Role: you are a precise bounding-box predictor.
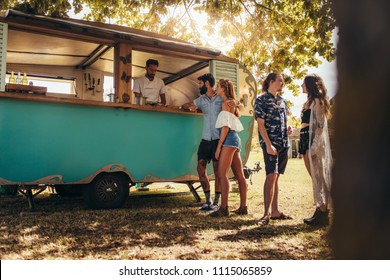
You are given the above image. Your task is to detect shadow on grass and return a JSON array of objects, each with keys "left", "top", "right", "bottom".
[
  {"left": 0, "top": 192, "right": 331, "bottom": 259},
  {"left": 218, "top": 223, "right": 322, "bottom": 243},
  {"left": 217, "top": 223, "right": 332, "bottom": 259}
]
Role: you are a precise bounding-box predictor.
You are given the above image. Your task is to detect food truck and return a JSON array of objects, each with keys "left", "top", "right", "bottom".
[{"left": 0, "top": 10, "right": 257, "bottom": 209}]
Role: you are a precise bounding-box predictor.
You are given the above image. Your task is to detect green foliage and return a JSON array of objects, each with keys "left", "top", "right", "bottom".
[
  {"left": 1, "top": 0, "right": 336, "bottom": 96},
  {"left": 1, "top": 0, "right": 76, "bottom": 17},
  {"left": 288, "top": 115, "right": 301, "bottom": 128}
]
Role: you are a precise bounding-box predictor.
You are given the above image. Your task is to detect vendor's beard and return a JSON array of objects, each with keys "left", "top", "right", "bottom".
[
  {"left": 146, "top": 73, "right": 155, "bottom": 80},
  {"left": 199, "top": 85, "right": 207, "bottom": 95}
]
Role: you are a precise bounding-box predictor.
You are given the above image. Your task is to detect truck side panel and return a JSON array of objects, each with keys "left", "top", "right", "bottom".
[{"left": 0, "top": 98, "right": 253, "bottom": 185}]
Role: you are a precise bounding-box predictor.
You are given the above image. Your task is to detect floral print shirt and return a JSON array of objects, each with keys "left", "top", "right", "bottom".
[{"left": 254, "top": 92, "right": 289, "bottom": 148}]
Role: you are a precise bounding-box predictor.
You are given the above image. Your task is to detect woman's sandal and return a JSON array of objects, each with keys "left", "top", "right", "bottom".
[
  {"left": 270, "top": 212, "right": 293, "bottom": 220},
  {"left": 257, "top": 215, "right": 270, "bottom": 225}
]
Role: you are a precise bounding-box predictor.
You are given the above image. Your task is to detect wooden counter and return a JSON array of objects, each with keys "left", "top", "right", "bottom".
[
  {"left": 0, "top": 91, "right": 200, "bottom": 116},
  {"left": 5, "top": 83, "right": 47, "bottom": 94}
]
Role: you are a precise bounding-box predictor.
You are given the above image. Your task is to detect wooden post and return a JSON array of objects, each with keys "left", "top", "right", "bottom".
[{"left": 114, "top": 43, "right": 132, "bottom": 103}]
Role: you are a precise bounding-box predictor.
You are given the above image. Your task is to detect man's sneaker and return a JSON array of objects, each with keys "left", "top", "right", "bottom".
[{"left": 200, "top": 203, "right": 217, "bottom": 211}]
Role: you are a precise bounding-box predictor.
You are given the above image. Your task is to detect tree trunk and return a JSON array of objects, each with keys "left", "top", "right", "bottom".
[{"left": 331, "top": 0, "right": 390, "bottom": 259}]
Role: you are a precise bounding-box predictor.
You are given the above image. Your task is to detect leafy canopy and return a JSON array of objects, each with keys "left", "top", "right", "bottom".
[{"left": 1, "top": 0, "right": 336, "bottom": 94}]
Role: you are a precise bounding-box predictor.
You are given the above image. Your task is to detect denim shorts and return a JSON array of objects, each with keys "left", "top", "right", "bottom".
[{"left": 223, "top": 130, "right": 241, "bottom": 150}]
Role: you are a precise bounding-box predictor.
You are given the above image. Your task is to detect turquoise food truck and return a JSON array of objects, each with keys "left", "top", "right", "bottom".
[{"left": 0, "top": 10, "right": 257, "bottom": 209}]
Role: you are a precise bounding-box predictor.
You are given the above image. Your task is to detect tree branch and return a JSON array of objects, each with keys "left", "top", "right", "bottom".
[{"left": 182, "top": 0, "right": 204, "bottom": 42}]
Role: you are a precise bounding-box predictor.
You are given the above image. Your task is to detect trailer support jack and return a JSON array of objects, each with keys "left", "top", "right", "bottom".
[
  {"left": 186, "top": 182, "right": 201, "bottom": 202},
  {"left": 18, "top": 186, "right": 46, "bottom": 212}
]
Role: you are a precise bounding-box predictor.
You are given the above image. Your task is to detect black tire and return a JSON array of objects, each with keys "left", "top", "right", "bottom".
[
  {"left": 54, "top": 185, "right": 83, "bottom": 197},
  {"left": 83, "top": 173, "right": 130, "bottom": 209}
]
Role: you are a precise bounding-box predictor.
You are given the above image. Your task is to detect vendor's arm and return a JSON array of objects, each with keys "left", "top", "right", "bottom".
[
  {"left": 160, "top": 93, "right": 166, "bottom": 105},
  {"left": 159, "top": 82, "right": 167, "bottom": 105}
]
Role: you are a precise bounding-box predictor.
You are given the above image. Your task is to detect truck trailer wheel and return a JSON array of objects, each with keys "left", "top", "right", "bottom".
[{"left": 83, "top": 173, "right": 130, "bottom": 209}]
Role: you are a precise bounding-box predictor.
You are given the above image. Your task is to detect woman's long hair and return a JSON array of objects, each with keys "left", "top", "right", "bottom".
[
  {"left": 303, "top": 74, "right": 331, "bottom": 119},
  {"left": 219, "top": 79, "right": 240, "bottom": 117}
]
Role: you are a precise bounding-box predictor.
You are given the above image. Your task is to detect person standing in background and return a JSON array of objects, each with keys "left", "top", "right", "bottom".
[{"left": 254, "top": 73, "right": 292, "bottom": 225}]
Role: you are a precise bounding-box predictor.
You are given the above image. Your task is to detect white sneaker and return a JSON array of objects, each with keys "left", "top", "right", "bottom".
[{"left": 200, "top": 203, "right": 217, "bottom": 211}]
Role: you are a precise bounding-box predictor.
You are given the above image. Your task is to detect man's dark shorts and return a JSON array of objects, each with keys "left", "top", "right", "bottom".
[
  {"left": 198, "top": 139, "right": 219, "bottom": 162},
  {"left": 262, "top": 146, "right": 289, "bottom": 175}
]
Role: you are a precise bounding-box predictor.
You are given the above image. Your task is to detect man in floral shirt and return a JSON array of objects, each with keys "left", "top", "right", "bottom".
[{"left": 254, "top": 72, "right": 292, "bottom": 225}]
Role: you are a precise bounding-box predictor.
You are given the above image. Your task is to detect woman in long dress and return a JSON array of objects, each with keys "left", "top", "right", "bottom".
[
  {"left": 299, "top": 74, "right": 333, "bottom": 226},
  {"left": 210, "top": 79, "right": 247, "bottom": 217}
]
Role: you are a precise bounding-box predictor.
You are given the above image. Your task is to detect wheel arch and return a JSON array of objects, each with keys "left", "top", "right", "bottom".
[{"left": 69, "top": 163, "right": 136, "bottom": 186}]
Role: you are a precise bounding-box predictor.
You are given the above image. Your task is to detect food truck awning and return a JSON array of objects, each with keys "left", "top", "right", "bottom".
[{"left": 1, "top": 9, "right": 237, "bottom": 80}]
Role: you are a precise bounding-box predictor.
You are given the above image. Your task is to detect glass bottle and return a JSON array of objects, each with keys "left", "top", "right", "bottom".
[
  {"left": 9, "top": 71, "right": 15, "bottom": 84},
  {"left": 22, "top": 72, "right": 28, "bottom": 85},
  {"left": 16, "top": 72, "right": 21, "bottom": 84}
]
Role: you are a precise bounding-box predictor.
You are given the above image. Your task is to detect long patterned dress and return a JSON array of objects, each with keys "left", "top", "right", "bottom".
[{"left": 308, "top": 98, "right": 333, "bottom": 208}]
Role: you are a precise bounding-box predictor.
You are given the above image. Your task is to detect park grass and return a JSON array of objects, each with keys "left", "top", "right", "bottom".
[{"left": 0, "top": 151, "right": 333, "bottom": 260}]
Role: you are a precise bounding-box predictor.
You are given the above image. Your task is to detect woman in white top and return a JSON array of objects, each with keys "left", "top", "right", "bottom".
[{"left": 210, "top": 79, "right": 247, "bottom": 217}]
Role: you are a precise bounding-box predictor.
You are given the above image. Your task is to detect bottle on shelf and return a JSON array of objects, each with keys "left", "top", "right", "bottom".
[
  {"left": 22, "top": 72, "right": 28, "bottom": 85},
  {"left": 9, "top": 71, "right": 15, "bottom": 84},
  {"left": 16, "top": 72, "right": 21, "bottom": 84}
]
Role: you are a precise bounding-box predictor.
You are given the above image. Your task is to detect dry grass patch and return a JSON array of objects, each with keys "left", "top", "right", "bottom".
[{"left": 0, "top": 152, "right": 332, "bottom": 259}]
